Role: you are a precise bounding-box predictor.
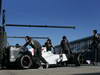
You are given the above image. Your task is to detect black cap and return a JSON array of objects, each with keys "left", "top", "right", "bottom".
[
  {"left": 63, "top": 36, "right": 66, "bottom": 39},
  {"left": 47, "top": 38, "right": 51, "bottom": 41},
  {"left": 25, "top": 36, "right": 31, "bottom": 40},
  {"left": 93, "top": 30, "right": 97, "bottom": 33}
]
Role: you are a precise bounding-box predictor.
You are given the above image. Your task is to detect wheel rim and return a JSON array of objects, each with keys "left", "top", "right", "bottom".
[{"left": 21, "top": 55, "right": 32, "bottom": 69}]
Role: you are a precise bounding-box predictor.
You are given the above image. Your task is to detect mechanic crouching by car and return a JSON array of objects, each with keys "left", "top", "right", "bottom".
[{"left": 23, "top": 36, "right": 49, "bottom": 69}]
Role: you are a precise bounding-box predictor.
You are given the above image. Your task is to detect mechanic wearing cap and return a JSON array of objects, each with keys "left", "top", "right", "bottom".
[
  {"left": 91, "top": 30, "right": 100, "bottom": 63},
  {"left": 60, "top": 36, "right": 72, "bottom": 55}
]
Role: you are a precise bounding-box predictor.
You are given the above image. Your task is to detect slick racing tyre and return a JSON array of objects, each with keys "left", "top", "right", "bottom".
[
  {"left": 18, "top": 55, "right": 32, "bottom": 69},
  {"left": 77, "top": 54, "right": 84, "bottom": 64}
]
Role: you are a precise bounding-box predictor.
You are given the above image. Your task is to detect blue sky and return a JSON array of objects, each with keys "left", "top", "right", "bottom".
[{"left": 1, "top": 0, "right": 100, "bottom": 46}]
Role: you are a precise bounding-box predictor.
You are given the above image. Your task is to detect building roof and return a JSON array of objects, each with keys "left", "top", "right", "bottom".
[{"left": 70, "top": 34, "right": 100, "bottom": 44}]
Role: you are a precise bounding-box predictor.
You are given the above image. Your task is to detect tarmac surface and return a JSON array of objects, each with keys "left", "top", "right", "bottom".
[{"left": 0, "top": 66, "right": 100, "bottom": 75}]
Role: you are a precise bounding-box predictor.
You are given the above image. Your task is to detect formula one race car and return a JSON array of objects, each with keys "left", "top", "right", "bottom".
[
  {"left": 3, "top": 46, "right": 68, "bottom": 69},
  {"left": 29, "top": 47, "right": 68, "bottom": 67}
]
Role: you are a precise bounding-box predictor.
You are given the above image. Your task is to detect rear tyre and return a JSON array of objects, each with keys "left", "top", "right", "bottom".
[
  {"left": 78, "top": 54, "right": 84, "bottom": 64},
  {"left": 74, "top": 54, "right": 80, "bottom": 66}
]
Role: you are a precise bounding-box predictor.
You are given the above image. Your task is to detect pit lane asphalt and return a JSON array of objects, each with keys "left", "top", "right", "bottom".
[{"left": 0, "top": 66, "right": 100, "bottom": 75}]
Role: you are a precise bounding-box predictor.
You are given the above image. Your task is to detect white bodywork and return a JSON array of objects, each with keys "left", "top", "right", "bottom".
[
  {"left": 10, "top": 46, "right": 21, "bottom": 62},
  {"left": 29, "top": 47, "right": 68, "bottom": 65}
]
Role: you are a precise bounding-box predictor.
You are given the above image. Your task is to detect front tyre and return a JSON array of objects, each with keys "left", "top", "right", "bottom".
[{"left": 18, "top": 55, "right": 32, "bottom": 69}]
